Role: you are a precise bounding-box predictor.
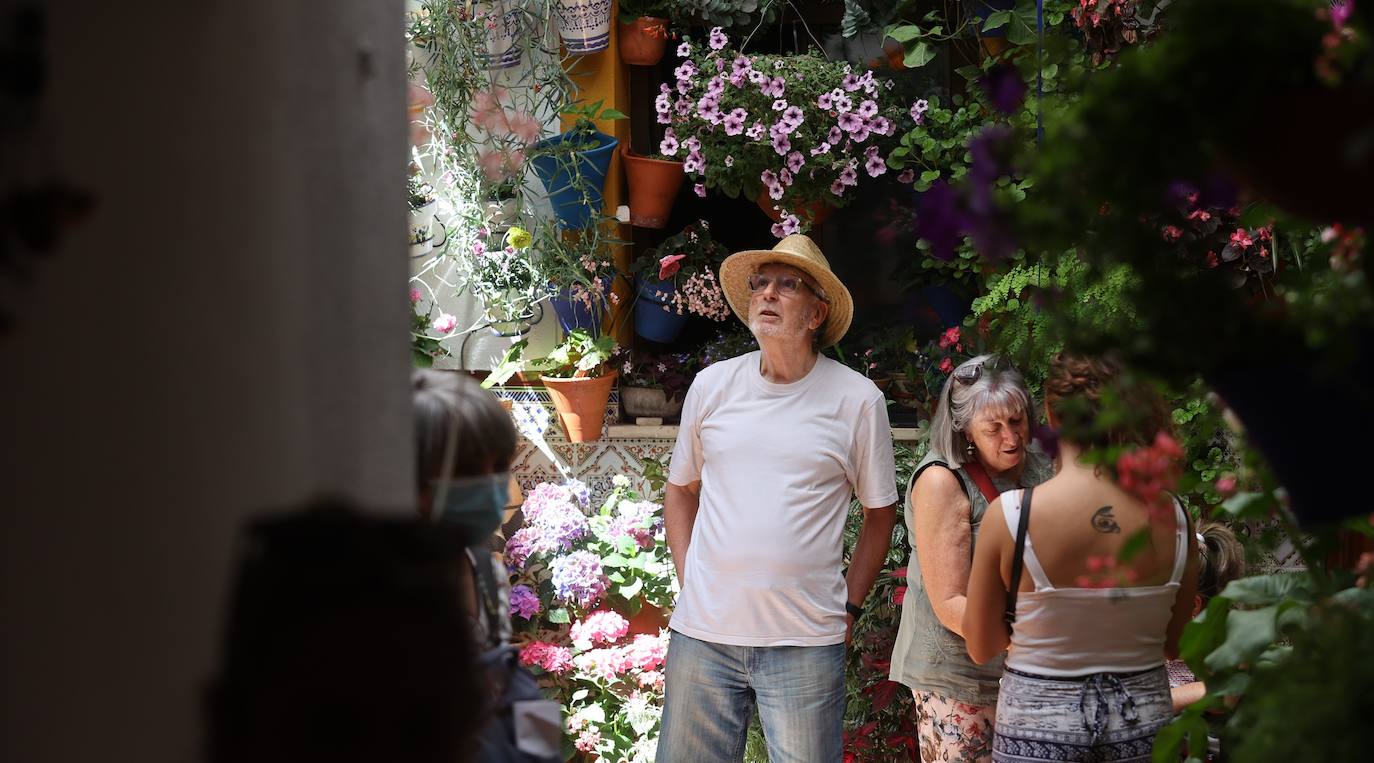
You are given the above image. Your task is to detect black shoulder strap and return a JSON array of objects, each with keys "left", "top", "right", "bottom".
[
  {"left": 468, "top": 545, "right": 503, "bottom": 649},
  {"left": 1005, "top": 486, "right": 1034, "bottom": 627}
]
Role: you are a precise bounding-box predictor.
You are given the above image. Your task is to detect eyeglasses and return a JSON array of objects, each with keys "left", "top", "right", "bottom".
[{"left": 748, "top": 273, "right": 823, "bottom": 300}]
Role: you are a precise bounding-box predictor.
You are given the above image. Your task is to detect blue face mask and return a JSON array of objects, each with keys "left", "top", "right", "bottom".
[{"left": 431, "top": 472, "right": 511, "bottom": 543}]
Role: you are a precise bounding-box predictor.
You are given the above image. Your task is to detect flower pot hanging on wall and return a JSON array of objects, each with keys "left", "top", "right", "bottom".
[
  {"left": 476, "top": 1, "right": 525, "bottom": 70},
  {"left": 620, "top": 144, "right": 684, "bottom": 229},
  {"left": 541, "top": 371, "right": 617, "bottom": 442},
  {"left": 549, "top": 275, "right": 613, "bottom": 335},
  {"left": 619, "top": 16, "right": 669, "bottom": 66},
  {"left": 529, "top": 131, "right": 619, "bottom": 229},
  {"left": 554, "top": 0, "right": 613, "bottom": 55},
  {"left": 633, "top": 277, "right": 687, "bottom": 343}
]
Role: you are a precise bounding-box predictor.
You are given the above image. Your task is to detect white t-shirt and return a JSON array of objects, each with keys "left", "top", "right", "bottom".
[{"left": 667, "top": 351, "right": 898, "bottom": 646}]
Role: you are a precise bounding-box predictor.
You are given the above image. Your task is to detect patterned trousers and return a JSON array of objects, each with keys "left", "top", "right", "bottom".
[
  {"left": 911, "top": 690, "right": 997, "bottom": 762},
  {"left": 992, "top": 667, "right": 1171, "bottom": 763}
]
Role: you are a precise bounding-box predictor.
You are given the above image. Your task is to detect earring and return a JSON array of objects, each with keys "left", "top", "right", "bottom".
[{"left": 965, "top": 440, "right": 975, "bottom": 456}]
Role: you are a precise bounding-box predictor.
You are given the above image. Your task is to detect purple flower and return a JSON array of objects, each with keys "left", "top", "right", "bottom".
[
  {"left": 782, "top": 106, "right": 804, "bottom": 128},
  {"left": 850, "top": 123, "right": 871, "bottom": 142},
  {"left": 677, "top": 40, "right": 691, "bottom": 57},
  {"left": 809, "top": 141, "right": 832, "bottom": 156},
  {"left": 673, "top": 61, "right": 697, "bottom": 83},
  {"left": 732, "top": 55, "right": 752, "bottom": 76},
  {"left": 706, "top": 76, "right": 725, "bottom": 96},
  {"left": 839, "top": 164, "right": 859, "bottom": 187},
  {"left": 910, "top": 99, "right": 929, "bottom": 124},
  {"left": 774, "top": 214, "right": 801, "bottom": 237},
  {"left": 837, "top": 112, "right": 864, "bottom": 133},
  {"left": 683, "top": 152, "right": 704, "bottom": 174},
  {"left": 979, "top": 63, "right": 1027, "bottom": 115},
  {"left": 723, "top": 108, "right": 747, "bottom": 136},
  {"left": 864, "top": 150, "right": 887, "bottom": 178},
  {"left": 550, "top": 550, "right": 607, "bottom": 608},
  {"left": 857, "top": 100, "right": 878, "bottom": 119},
  {"left": 694, "top": 182, "right": 707, "bottom": 198},
  {"left": 748, "top": 69, "right": 767, "bottom": 85},
  {"left": 697, "top": 95, "right": 722, "bottom": 123},
  {"left": 842, "top": 73, "right": 862, "bottom": 92},
  {"left": 871, "top": 116, "right": 893, "bottom": 136},
  {"left": 760, "top": 169, "right": 778, "bottom": 187},
  {"left": 830, "top": 179, "right": 846, "bottom": 196},
  {"left": 897, "top": 168, "right": 916, "bottom": 184},
  {"left": 660, "top": 133, "right": 679, "bottom": 155},
  {"left": 827, "top": 126, "right": 843, "bottom": 144},
  {"left": 709, "top": 26, "right": 728, "bottom": 50},
  {"left": 762, "top": 76, "right": 786, "bottom": 98},
  {"left": 779, "top": 168, "right": 793, "bottom": 187},
  {"left": 772, "top": 98, "right": 788, "bottom": 111},
  {"left": 771, "top": 132, "right": 791, "bottom": 155},
  {"left": 510, "top": 584, "right": 541, "bottom": 620},
  {"left": 767, "top": 182, "right": 784, "bottom": 200},
  {"left": 786, "top": 151, "right": 805, "bottom": 173},
  {"left": 915, "top": 181, "right": 969, "bottom": 261},
  {"left": 817, "top": 92, "right": 833, "bottom": 109},
  {"left": 746, "top": 122, "right": 766, "bottom": 140},
  {"left": 833, "top": 93, "right": 853, "bottom": 113}
]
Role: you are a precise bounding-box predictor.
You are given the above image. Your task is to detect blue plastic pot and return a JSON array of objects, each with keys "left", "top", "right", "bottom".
[
  {"left": 634, "top": 277, "right": 687, "bottom": 343},
  {"left": 529, "top": 131, "right": 619, "bottom": 229},
  {"left": 549, "top": 275, "right": 613, "bottom": 334}
]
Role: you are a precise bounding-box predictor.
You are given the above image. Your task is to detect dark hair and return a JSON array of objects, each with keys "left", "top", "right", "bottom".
[
  {"left": 205, "top": 502, "right": 481, "bottom": 763},
  {"left": 1043, "top": 353, "right": 1171, "bottom": 449},
  {"left": 1196, "top": 520, "right": 1246, "bottom": 602},
  {"left": 412, "top": 369, "right": 517, "bottom": 489}
]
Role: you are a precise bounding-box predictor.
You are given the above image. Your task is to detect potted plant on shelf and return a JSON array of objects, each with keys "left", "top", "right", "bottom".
[
  {"left": 460, "top": 225, "right": 547, "bottom": 337},
  {"left": 617, "top": 1, "right": 673, "bottom": 66},
  {"left": 528, "top": 328, "right": 621, "bottom": 442},
  {"left": 620, "top": 138, "right": 684, "bottom": 229},
  {"left": 656, "top": 28, "right": 914, "bottom": 235},
  {"left": 554, "top": 0, "right": 615, "bottom": 55},
  {"left": 530, "top": 99, "right": 627, "bottom": 230},
  {"left": 619, "top": 350, "right": 697, "bottom": 422},
  {"left": 627, "top": 219, "right": 732, "bottom": 343},
  {"left": 408, "top": 174, "right": 443, "bottom": 258}
]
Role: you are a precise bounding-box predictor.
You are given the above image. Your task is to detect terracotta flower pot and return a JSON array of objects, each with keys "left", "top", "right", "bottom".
[
  {"left": 624, "top": 599, "right": 670, "bottom": 635},
  {"left": 619, "top": 16, "right": 669, "bottom": 66},
  {"left": 756, "top": 190, "right": 835, "bottom": 226},
  {"left": 621, "top": 144, "right": 684, "bottom": 229},
  {"left": 540, "top": 371, "right": 617, "bottom": 442}
]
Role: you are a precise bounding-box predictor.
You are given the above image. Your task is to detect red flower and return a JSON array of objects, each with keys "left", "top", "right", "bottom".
[
  {"left": 938, "top": 326, "right": 961, "bottom": 349},
  {"left": 1162, "top": 225, "right": 1183, "bottom": 243},
  {"left": 1229, "top": 228, "right": 1254, "bottom": 248},
  {"left": 657, "top": 253, "right": 686, "bottom": 281},
  {"left": 939, "top": 357, "right": 954, "bottom": 374},
  {"left": 1187, "top": 208, "right": 1211, "bottom": 222},
  {"left": 1205, "top": 250, "right": 1219, "bottom": 268}
]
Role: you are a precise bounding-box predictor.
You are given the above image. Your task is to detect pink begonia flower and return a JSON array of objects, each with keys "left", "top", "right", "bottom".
[
  {"left": 432, "top": 313, "right": 458, "bottom": 334},
  {"left": 658, "top": 253, "right": 687, "bottom": 280},
  {"left": 939, "top": 357, "right": 954, "bottom": 373},
  {"left": 1229, "top": 228, "right": 1254, "bottom": 248},
  {"left": 1215, "top": 475, "right": 1238, "bottom": 498},
  {"left": 408, "top": 287, "right": 422, "bottom": 304}
]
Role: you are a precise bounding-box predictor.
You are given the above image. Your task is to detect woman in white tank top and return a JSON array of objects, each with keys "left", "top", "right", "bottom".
[{"left": 961, "top": 354, "right": 1200, "bottom": 763}]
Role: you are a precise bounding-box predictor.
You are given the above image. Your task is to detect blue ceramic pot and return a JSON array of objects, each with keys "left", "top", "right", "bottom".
[
  {"left": 549, "top": 275, "right": 613, "bottom": 334},
  {"left": 634, "top": 277, "right": 687, "bottom": 343},
  {"left": 529, "top": 131, "right": 619, "bottom": 229}
]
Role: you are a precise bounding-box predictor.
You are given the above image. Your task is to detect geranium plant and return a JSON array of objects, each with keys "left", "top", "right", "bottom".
[
  {"left": 507, "top": 476, "right": 677, "bottom": 762},
  {"left": 629, "top": 219, "right": 732, "bottom": 321},
  {"left": 656, "top": 28, "right": 912, "bottom": 235}
]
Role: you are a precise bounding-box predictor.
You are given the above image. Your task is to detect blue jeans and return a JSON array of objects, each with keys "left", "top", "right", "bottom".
[{"left": 656, "top": 631, "right": 846, "bottom": 763}]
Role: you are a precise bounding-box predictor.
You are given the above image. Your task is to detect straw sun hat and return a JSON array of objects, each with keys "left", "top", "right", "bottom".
[{"left": 719, "top": 234, "right": 854, "bottom": 348}]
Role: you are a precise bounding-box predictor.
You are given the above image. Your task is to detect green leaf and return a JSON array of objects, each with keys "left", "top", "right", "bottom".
[
  {"left": 571, "top": 688, "right": 590, "bottom": 702},
  {"left": 547, "top": 607, "right": 571, "bottom": 624},
  {"left": 1179, "top": 595, "right": 1231, "bottom": 666},
  {"left": 981, "top": 10, "right": 1011, "bottom": 32},
  {"left": 903, "top": 41, "right": 936, "bottom": 68},
  {"left": 1006, "top": 5, "right": 1041, "bottom": 46},
  {"left": 600, "top": 108, "right": 628, "bottom": 121},
  {"left": 619, "top": 577, "right": 644, "bottom": 600},
  {"left": 601, "top": 553, "right": 630, "bottom": 567},
  {"left": 1204, "top": 605, "right": 1278, "bottom": 673},
  {"left": 1218, "top": 491, "right": 1274, "bottom": 520},
  {"left": 1219, "top": 573, "right": 1305, "bottom": 606},
  {"left": 1207, "top": 671, "right": 1250, "bottom": 697},
  {"left": 884, "top": 24, "right": 922, "bottom": 43},
  {"left": 919, "top": 169, "right": 941, "bottom": 182},
  {"left": 583, "top": 705, "right": 606, "bottom": 724}
]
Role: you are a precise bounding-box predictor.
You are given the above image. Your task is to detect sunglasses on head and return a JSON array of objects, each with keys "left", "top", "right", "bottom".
[{"left": 952, "top": 355, "right": 1011, "bottom": 385}]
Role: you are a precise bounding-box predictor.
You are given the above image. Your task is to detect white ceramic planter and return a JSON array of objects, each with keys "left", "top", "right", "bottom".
[
  {"left": 477, "top": 1, "right": 525, "bottom": 69},
  {"left": 554, "top": 0, "right": 612, "bottom": 54}
]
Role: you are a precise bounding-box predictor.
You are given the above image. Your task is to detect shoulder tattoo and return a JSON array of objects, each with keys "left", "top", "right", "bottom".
[{"left": 1091, "top": 506, "right": 1122, "bottom": 534}]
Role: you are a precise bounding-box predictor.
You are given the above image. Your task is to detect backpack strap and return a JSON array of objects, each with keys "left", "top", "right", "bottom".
[
  {"left": 468, "top": 545, "right": 503, "bottom": 650},
  {"left": 1005, "top": 486, "right": 1034, "bottom": 628}
]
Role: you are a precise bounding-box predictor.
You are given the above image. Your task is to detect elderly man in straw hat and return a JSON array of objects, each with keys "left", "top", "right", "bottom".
[{"left": 655, "top": 235, "right": 899, "bottom": 762}]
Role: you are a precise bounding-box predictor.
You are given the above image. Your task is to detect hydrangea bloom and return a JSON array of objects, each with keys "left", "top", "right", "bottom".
[
  {"left": 570, "top": 610, "right": 630, "bottom": 645},
  {"left": 509, "top": 584, "right": 541, "bottom": 619},
  {"left": 551, "top": 550, "right": 608, "bottom": 608},
  {"left": 520, "top": 641, "right": 574, "bottom": 673}
]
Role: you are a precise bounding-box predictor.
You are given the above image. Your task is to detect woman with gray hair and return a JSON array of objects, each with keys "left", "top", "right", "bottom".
[{"left": 889, "top": 354, "right": 1054, "bottom": 761}]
